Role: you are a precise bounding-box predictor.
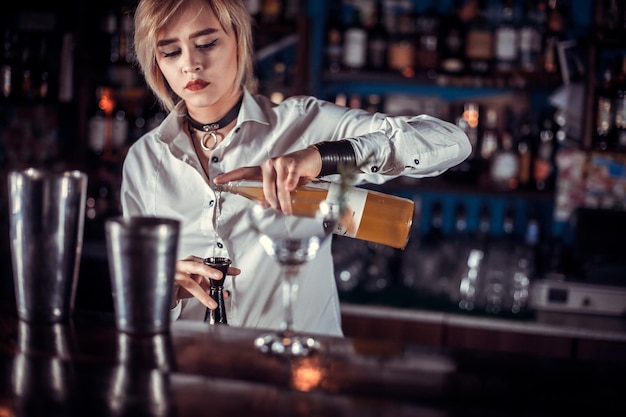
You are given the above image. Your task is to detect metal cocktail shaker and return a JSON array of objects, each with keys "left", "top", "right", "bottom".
[{"left": 8, "top": 168, "right": 88, "bottom": 323}]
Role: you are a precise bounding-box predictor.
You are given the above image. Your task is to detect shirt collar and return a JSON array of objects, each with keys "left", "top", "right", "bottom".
[
  {"left": 173, "top": 88, "right": 270, "bottom": 129},
  {"left": 239, "top": 89, "right": 271, "bottom": 127},
  {"left": 162, "top": 89, "right": 270, "bottom": 153}
]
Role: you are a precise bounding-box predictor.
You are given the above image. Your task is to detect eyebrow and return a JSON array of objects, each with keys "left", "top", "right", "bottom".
[{"left": 157, "top": 27, "right": 220, "bottom": 47}]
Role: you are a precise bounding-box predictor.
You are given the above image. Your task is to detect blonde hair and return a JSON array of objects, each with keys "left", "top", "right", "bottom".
[{"left": 133, "top": 0, "right": 257, "bottom": 111}]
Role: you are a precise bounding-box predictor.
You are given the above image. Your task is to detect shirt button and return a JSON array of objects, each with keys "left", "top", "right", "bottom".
[
  {"left": 209, "top": 200, "right": 215, "bottom": 207},
  {"left": 217, "top": 242, "right": 223, "bottom": 248},
  {"left": 371, "top": 166, "right": 379, "bottom": 173},
  {"left": 235, "top": 127, "right": 240, "bottom": 133},
  {"left": 414, "top": 159, "right": 420, "bottom": 165},
  {"left": 211, "top": 156, "right": 219, "bottom": 163}
]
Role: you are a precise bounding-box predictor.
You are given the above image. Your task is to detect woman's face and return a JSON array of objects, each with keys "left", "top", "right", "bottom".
[{"left": 155, "top": 3, "right": 240, "bottom": 111}]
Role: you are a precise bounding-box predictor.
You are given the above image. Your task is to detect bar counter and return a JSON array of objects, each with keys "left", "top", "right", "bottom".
[{"left": 1, "top": 307, "right": 625, "bottom": 416}]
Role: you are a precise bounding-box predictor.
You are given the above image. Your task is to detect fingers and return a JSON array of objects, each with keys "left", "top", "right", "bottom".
[
  {"left": 175, "top": 274, "right": 217, "bottom": 309},
  {"left": 213, "top": 166, "right": 262, "bottom": 184},
  {"left": 260, "top": 159, "right": 281, "bottom": 211},
  {"left": 262, "top": 154, "right": 306, "bottom": 214},
  {"left": 215, "top": 147, "right": 322, "bottom": 215},
  {"left": 227, "top": 266, "right": 241, "bottom": 276},
  {"left": 174, "top": 258, "right": 240, "bottom": 310}
]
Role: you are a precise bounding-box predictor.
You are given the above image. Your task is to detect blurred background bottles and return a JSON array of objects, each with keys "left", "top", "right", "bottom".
[{"left": 321, "top": 0, "right": 574, "bottom": 80}]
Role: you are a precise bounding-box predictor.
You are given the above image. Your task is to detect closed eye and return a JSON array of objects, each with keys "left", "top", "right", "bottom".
[
  {"left": 157, "top": 38, "right": 218, "bottom": 59},
  {"left": 197, "top": 39, "right": 218, "bottom": 50},
  {"left": 161, "top": 49, "right": 181, "bottom": 59}
]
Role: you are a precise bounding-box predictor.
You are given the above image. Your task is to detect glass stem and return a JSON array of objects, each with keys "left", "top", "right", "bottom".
[{"left": 282, "top": 265, "right": 299, "bottom": 334}]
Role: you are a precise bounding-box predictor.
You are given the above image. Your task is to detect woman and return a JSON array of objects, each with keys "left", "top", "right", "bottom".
[{"left": 122, "top": 0, "right": 471, "bottom": 336}]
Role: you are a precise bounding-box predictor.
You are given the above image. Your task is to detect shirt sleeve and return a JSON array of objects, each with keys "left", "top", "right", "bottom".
[
  {"left": 318, "top": 103, "right": 472, "bottom": 184},
  {"left": 120, "top": 141, "right": 150, "bottom": 217}
]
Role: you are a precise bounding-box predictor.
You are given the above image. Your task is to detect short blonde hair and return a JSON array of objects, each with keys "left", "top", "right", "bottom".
[{"left": 133, "top": 0, "right": 257, "bottom": 111}]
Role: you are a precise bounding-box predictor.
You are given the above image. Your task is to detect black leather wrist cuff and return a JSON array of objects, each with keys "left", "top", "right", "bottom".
[{"left": 314, "top": 140, "right": 357, "bottom": 177}]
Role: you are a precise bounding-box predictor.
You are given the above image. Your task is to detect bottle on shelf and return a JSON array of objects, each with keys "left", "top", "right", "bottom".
[
  {"left": 594, "top": 66, "right": 615, "bottom": 150},
  {"left": 612, "top": 56, "right": 626, "bottom": 150},
  {"left": 479, "top": 106, "right": 499, "bottom": 161},
  {"left": 461, "top": 101, "right": 480, "bottom": 159},
  {"left": 387, "top": 11, "right": 416, "bottom": 77},
  {"left": 533, "top": 112, "right": 557, "bottom": 191},
  {"left": 518, "top": 0, "right": 545, "bottom": 73},
  {"left": 490, "top": 130, "right": 520, "bottom": 190},
  {"left": 414, "top": 9, "right": 440, "bottom": 72},
  {"left": 367, "top": 0, "right": 388, "bottom": 71},
  {"left": 88, "top": 86, "right": 131, "bottom": 162},
  {"left": 464, "top": 0, "right": 494, "bottom": 76},
  {"left": 325, "top": 16, "right": 343, "bottom": 73},
  {"left": 493, "top": 0, "right": 519, "bottom": 73},
  {"left": 87, "top": 87, "right": 109, "bottom": 156},
  {"left": 1, "top": 26, "right": 16, "bottom": 100},
  {"left": 111, "top": 101, "right": 129, "bottom": 151},
  {"left": 341, "top": 7, "right": 367, "bottom": 72},
  {"left": 19, "top": 34, "right": 35, "bottom": 101},
  {"left": 516, "top": 114, "right": 534, "bottom": 190},
  {"left": 615, "top": 89, "right": 626, "bottom": 150},
  {"left": 102, "top": 9, "right": 120, "bottom": 63},
  {"left": 119, "top": 7, "right": 134, "bottom": 64},
  {"left": 439, "top": 3, "right": 466, "bottom": 75},
  {"left": 542, "top": 0, "right": 567, "bottom": 74},
  {"left": 216, "top": 179, "right": 415, "bottom": 249}
]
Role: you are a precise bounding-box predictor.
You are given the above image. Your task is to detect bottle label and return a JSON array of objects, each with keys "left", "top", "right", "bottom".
[{"left": 326, "top": 182, "right": 367, "bottom": 238}]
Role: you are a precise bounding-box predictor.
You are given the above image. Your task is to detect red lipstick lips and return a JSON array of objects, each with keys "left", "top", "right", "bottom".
[{"left": 186, "top": 80, "right": 209, "bottom": 91}]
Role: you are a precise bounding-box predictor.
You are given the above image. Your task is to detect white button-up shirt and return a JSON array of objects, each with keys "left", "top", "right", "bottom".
[{"left": 120, "top": 89, "right": 471, "bottom": 336}]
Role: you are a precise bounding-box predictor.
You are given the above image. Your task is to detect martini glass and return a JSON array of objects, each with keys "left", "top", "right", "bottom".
[{"left": 248, "top": 198, "right": 341, "bottom": 356}]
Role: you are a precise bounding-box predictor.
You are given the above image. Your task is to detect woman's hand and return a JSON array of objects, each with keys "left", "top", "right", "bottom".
[
  {"left": 171, "top": 255, "right": 241, "bottom": 309},
  {"left": 213, "top": 146, "right": 321, "bottom": 214}
]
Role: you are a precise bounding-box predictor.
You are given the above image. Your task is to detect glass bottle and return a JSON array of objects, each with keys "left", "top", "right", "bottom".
[
  {"left": 516, "top": 115, "right": 534, "bottom": 190},
  {"left": 465, "top": 0, "right": 493, "bottom": 76},
  {"left": 1, "top": 26, "right": 16, "bottom": 100},
  {"left": 518, "top": 0, "right": 544, "bottom": 73},
  {"left": 103, "top": 9, "right": 120, "bottom": 63},
  {"left": 439, "top": 3, "right": 466, "bottom": 75},
  {"left": 387, "top": 12, "right": 416, "bottom": 77},
  {"left": 490, "top": 130, "right": 520, "bottom": 190},
  {"left": 533, "top": 113, "right": 556, "bottom": 191},
  {"left": 217, "top": 179, "right": 415, "bottom": 249},
  {"left": 480, "top": 106, "right": 499, "bottom": 161},
  {"left": 494, "top": 0, "right": 518, "bottom": 73},
  {"left": 414, "top": 9, "right": 440, "bottom": 72},
  {"left": 614, "top": 90, "right": 626, "bottom": 150},
  {"left": 342, "top": 7, "right": 367, "bottom": 72},
  {"left": 594, "top": 67, "right": 615, "bottom": 150},
  {"left": 367, "top": 0, "right": 388, "bottom": 71},
  {"left": 325, "top": 16, "right": 343, "bottom": 73}
]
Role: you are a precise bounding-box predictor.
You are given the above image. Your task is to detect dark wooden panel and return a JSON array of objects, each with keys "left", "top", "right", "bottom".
[
  {"left": 341, "top": 312, "right": 443, "bottom": 346},
  {"left": 444, "top": 325, "right": 573, "bottom": 359},
  {"left": 575, "top": 338, "right": 626, "bottom": 362}
]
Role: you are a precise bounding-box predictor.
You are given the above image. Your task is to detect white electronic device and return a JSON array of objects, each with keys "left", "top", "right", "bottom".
[{"left": 530, "top": 278, "right": 626, "bottom": 316}]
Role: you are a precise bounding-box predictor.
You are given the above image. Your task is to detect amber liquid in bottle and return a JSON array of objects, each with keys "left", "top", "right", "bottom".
[{"left": 218, "top": 181, "right": 414, "bottom": 249}]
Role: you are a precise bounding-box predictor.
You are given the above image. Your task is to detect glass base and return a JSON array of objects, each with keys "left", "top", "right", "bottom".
[{"left": 254, "top": 332, "right": 321, "bottom": 356}]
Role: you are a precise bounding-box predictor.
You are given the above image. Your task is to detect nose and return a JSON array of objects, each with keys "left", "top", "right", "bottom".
[
  {"left": 183, "top": 62, "right": 202, "bottom": 73},
  {"left": 182, "top": 51, "right": 202, "bottom": 73}
]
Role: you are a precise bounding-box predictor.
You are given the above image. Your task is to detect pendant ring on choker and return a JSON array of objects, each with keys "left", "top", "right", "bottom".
[
  {"left": 200, "top": 129, "right": 219, "bottom": 151},
  {"left": 187, "top": 95, "right": 243, "bottom": 152}
]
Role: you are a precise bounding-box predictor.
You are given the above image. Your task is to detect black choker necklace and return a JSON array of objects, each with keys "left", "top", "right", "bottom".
[{"left": 187, "top": 95, "right": 243, "bottom": 151}]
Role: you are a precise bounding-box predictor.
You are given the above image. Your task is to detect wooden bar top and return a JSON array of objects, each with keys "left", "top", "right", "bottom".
[{"left": 0, "top": 309, "right": 625, "bottom": 416}]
